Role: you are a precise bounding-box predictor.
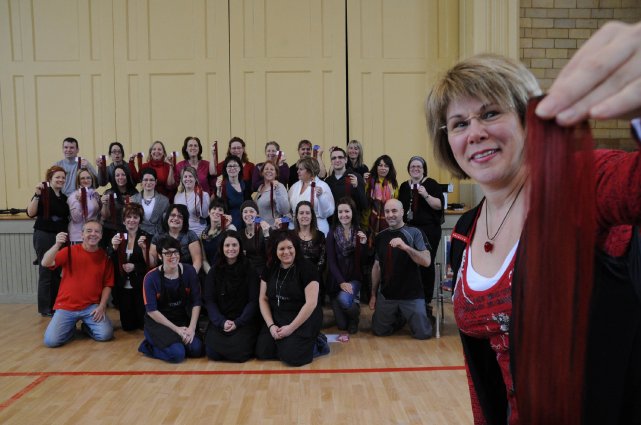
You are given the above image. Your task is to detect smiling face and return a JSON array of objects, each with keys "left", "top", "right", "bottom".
[
  {"left": 181, "top": 170, "right": 196, "bottom": 190},
  {"left": 296, "top": 204, "right": 312, "bottom": 227},
  {"left": 384, "top": 199, "right": 404, "bottom": 229},
  {"left": 347, "top": 143, "right": 359, "bottom": 161},
  {"left": 167, "top": 208, "right": 184, "bottom": 230},
  {"left": 230, "top": 141, "right": 244, "bottom": 158},
  {"left": 114, "top": 168, "right": 127, "bottom": 188},
  {"left": 123, "top": 212, "right": 141, "bottom": 232},
  {"left": 298, "top": 143, "right": 312, "bottom": 159},
  {"left": 141, "top": 173, "right": 157, "bottom": 192},
  {"left": 78, "top": 170, "right": 93, "bottom": 188},
  {"left": 150, "top": 142, "right": 165, "bottom": 161},
  {"left": 63, "top": 141, "right": 78, "bottom": 159},
  {"left": 226, "top": 159, "right": 241, "bottom": 179},
  {"left": 445, "top": 96, "right": 525, "bottom": 189},
  {"left": 161, "top": 248, "right": 180, "bottom": 268},
  {"left": 49, "top": 171, "right": 66, "bottom": 190},
  {"left": 408, "top": 159, "right": 424, "bottom": 181},
  {"left": 186, "top": 139, "right": 200, "bottom": 158},
  {"left": 242, "top": 207, "right": 257, "bottom": 226},
  {"left": 337, "top": 203, "right": 353, "bottom": 226},
  {"left": 276, "top": 239, "right": 296, "bottom": 267},
  {"left": 330, "top": 150, "right": 347, "bottom": 172},
  {"left": 262, "top": 162, "right": 277, "bottom": 182},
  {"left": 81, "top": 221, "right": 102, "bottom": 248},
  {"left": 209, "top": 206, "right": 224, "bottom": 224},
  {"left": 223, "top": 236, "right": 241, "bottom": 264},
  {"left": 265, "top": 143, "right": 278, "bottom": 161}
]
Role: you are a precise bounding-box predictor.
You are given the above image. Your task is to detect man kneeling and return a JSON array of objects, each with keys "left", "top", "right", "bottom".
[
  {"left": 369, "top": 199, "right": 432, "bottom": 339},
  {"left": 42, "top": 220, "right": 114, "bottom": 347}
]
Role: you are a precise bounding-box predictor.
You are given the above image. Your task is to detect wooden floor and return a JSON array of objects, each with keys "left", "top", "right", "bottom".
[{"left": 0, "top": 304, "right": 471, "bottom": 425}]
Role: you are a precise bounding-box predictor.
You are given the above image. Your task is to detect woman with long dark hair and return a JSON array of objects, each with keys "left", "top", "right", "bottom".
[
  {"left": 100, "top": 164, "right": 139, "bottom": 243},
  {"left": 255, "top": 231, "right": 328, "bottom": 366},
  {"left": 326, "top": 197, "right": 367, "bottom": 334},
  {"left": 203, "top": 230, "right": 260, "bottom": 362},
  {"left": 27, "top": 166, "right": 70, "bottom": 316},
  {"left": 214, "top": 137, "right": 255, "bottom": 186},
  {"left": 215, "top": 155, "right": 250, "bottom": 229},
  {"left": 363, "top": 155, "right": 398, "bottom": 236}
]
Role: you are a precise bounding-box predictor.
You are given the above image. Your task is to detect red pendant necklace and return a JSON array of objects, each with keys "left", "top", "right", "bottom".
[{"left": 484, "top": 183, "right": 525, "bottom": 253}]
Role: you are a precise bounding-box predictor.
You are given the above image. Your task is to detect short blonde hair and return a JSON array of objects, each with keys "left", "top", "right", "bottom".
[{"left": 425, "top": 54, "right": 541, "bottom": 179}]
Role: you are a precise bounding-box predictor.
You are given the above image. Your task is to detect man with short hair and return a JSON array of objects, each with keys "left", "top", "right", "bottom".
[
  {"left": 54, "top": 137, "right": 98, "bottom": 196},
  {"left": 369, "top": 199, "right": 432, "bottom": 339},
  {"left": 324, "top": 147, "right": 367, "bottom": 225},
  {"left": 288, "top": 139, "right": 327, "bottom": 186},
  {"left": 42, "top": 220, "right": 114, "bottom": 347}
]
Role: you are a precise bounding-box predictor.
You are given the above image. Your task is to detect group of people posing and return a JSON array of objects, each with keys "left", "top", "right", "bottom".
[{"left": 29, "top": 134, "right": 444, "bottom": 366}]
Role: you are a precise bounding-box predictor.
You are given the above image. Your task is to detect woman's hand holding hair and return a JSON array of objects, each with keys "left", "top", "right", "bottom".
[{"left": 536, "top": 21, "right": 641, "bottom": 126}]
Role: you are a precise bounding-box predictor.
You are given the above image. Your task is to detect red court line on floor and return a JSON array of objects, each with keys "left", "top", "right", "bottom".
[
  {"left": 0, "top": 365, "right": 464, "bottom": 378},
  {"left": 0, "top": 375, "right": 49, "bottom": 411}
]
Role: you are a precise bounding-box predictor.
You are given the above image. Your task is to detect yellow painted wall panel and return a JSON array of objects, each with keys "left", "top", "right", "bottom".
[
  {"left": 32, "top": 0, "right": 80, "bottom": 61},
  {"left": 265, "top": 0, "right": 312, "bottom": 58},
  {"left": 149, "top": 0, "right": 195, "bottom": 60},
  {"left": 382, "top": 0, "right": 426, "bottom": 59},
  {"left": 150, "top": 73, "right": 199, "bottom": 145}
]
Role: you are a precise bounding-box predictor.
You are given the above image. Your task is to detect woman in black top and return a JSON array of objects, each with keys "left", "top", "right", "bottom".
[
  {"left": 100, "top": 164, "right": 139, "bottom": 244},
  {"left": 110, "top": 202, "right": 149, "bottom": 331},
  {"left": 255, "top": 231, "right": 328, "bottom": 366},
  {"left": 397, "top": 156, "right": 444, "bottom": 318},
  {"left": 27, "top": 166, "right": 70, "bottom": 316},
  {"left": 203, "top": 230, "right": 260, "bottom": 362}
]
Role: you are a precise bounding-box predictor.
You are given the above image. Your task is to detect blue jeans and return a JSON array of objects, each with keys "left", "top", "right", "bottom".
[
  {"left": 141, "top": 329, "right": 204, "bottom": 363},
  {"left": 336, "top": 281, "right": 360, "bottom": 309},
  {"left": 44, "top": 304, "right": 113, "bottom": 347}
]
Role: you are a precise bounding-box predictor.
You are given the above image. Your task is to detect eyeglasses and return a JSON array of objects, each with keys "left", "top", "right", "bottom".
[
  {"left": 161, "top": 250, "right": 180, "bottom": 257},
  {"left": 169, "top": 213, "right": 183, "bottom": 219},
  {"left": 142, "top": 178, "right": 156, "bottom": 183},
  {"left": 331, "top": 156, "right": 345, "bottom": 160},
  {"left": 226, "top": 164, "right": 240, "bottom": 169},
  {"left": 440, "top": 108, "right": 509, "bottom": 136}
]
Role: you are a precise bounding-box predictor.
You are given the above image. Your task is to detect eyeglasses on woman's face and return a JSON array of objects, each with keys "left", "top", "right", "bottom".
[{"left": 161, "top": 249, "right": 180, "bottom": 257}]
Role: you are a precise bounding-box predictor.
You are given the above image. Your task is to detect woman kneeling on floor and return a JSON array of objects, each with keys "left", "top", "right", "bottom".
[
  {"left": 139, "top": 236, "right": 204, "bottom": 363},
  {"left": 255, "top": 230, "right": 329, "bottom": 366},
  {"left": 203, "top": 230, "right": 260, "bottom": 362}
]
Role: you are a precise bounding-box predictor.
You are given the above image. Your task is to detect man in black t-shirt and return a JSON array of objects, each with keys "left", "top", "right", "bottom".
[{"left": 369, "top": 199, "right": 432, "bottom": 339}]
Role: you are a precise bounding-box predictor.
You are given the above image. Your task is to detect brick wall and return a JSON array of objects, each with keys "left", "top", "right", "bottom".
[{"left": 520, "top": 0, "right": 641, "bottom": 150}]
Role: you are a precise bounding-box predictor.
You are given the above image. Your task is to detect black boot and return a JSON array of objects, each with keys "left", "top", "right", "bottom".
[{"left": 346, "top": 303, "right": 361, "bottom": 334}]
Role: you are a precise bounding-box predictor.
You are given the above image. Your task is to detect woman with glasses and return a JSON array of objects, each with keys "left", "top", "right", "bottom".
[
  {"left": 96, "top": 141, "right": 134, "bottom": 188},
  {"left": 213, "top": 137, "right": 255, "bottom": 186},
  {"left": 203, "top": 230, "right": 260, "bottom": 362},
  {"left": 149, "top": 204, "right": 202, "bottom": 273},
  {"left": 398, "top": 156, "right": 443, "bottom": 323},
  {"left": 130, "top": 168, "right": 170, "bottom": 236},
  {"left": 139, "top": 236, "right": 203, "bottom": 363},
  {"left": 215, "top": 156, "right": 250, "bottom": 229}
]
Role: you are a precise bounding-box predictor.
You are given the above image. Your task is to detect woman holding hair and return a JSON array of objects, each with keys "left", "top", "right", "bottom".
[
  {"left": 67, "top": 168, "right": 101, "bottom": 244},
  {"left": 288, "top": 157, "right": 334, "bottom": 236},
  {"left": 174, "top": 166, "right": 210, "bottom": 236},
  {"left": 138, "top": 236, "right": 203, "bottom": 363},
  {"left": 149, "top": 204, "right": 202, "bottom": 273},
  {"left": 253, "top": 160, "right": 291, "bottom": 227},
  {"left": 131, "top": 168, "right": 170, "bottom": 236},
  {"left": 255, "top": 231, "right": 328, "bottom": 366},
  {"left": 346, "top": 139, "right": 369, "bottom": 178},
  {"left": 96, "top": 141, "right": 134, "bottom": 188},
  {"left": 203, "top": 230, "right": 260, "bottom": 362},
  {"left": 398, "top": 156, "right": 443, "bottom": 319},
  {"left": 110, "top": 202, "right": 149, "bottom": 331},
  {"left": 326, "top": 197, "right": 367, "bottom": 334},
  {"left": 174, "top": 136, "right": 216, "bottom": 194},
  {"left": 129, "top": 141, "right": 176, "bottom": 198},
  {"left": 201, "top": 199, "right": 236, "bottom": 272},
  {"left": 363, "top": 155, "right": 398, "bottom": 235},
  {"left": 425, "top": 21, "right": 641, "bottom": 425},
  {"left": 251, "top": 141, "right": 290, "bottom": 190},
  {"left": 100, "top": 164, "right": 139, "bottom": 242},
  {"left": 27, "top": 166, "right": 70, "bottom": 317},
  {"left": 215, "top": 155, "right": 250, "bottom": 229},
  {"left": 214, "top": 137, "right": 255, "bottom": 185}
]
